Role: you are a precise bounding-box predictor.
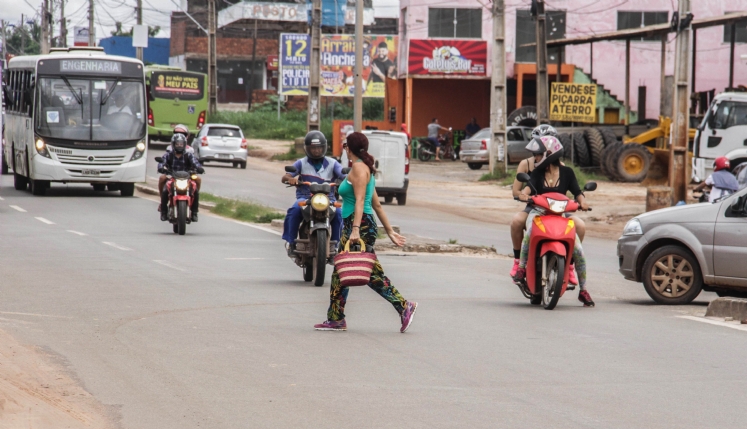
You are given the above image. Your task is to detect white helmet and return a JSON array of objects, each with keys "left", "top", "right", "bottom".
[
  {"left": 525, "top": 135, "right": 564, "bottom": 169},
  {"left": 531, "top": 124, "right": 558, "bottom": 139}
]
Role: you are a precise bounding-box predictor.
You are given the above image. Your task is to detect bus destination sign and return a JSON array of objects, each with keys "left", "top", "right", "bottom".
[{"left": 60, "top": 60, "right": 122, "bottom": 74}]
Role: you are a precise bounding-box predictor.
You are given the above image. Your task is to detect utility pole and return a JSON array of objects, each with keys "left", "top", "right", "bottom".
[
  {"left": 21, "top": 14, "right": 25, "bottom": 54},
  {"left": 60, "top": 0, "right": 67, "bottom": 48},
  {"left": 1, "top": 21, "right": 7, "bottom": 62},
  {"left": 533, "top": 0, "right": 549, "bottom": 124},
  {"left": 88, "top": 0, "right": 95, "bottom": 46},
  {"left": 207, "top": 0, "right": 217, "bottom": 114},
  {"left": 669, "top": 0, "right": 691, "bottom": 204},
  {"left": 136, "top": 0, "right": 143, "bottom": 61},
  {"left": 307, "top": 0, "right": 321, "bottom": 131},
  {"left": 247, "top": 19, "right": 257, "bottom": 111},
  {"left": 41, "top": 0, "right": 50, "bottom": 54},
  {"left": 490, "top": 0, "right": 507, "bottom": 175},
  {"left": 353, "top": 0, "right": 363, "bottom": 131}
]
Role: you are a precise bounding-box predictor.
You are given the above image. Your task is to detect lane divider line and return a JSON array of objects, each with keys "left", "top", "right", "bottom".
[
  {"left": 230, "top": 219, "right": 282, "bottom": 236},
  {"left": 35, "top": 217, "right": 55, "bottom": 225},
  {"left": 9, "top": 205, "right": 26, "bottom": 212},
  {"left": 102, "top": 242, "right": 132, "bottom": 251},
  {"left": 677, "top": 315, "right": 747, "bottom": 332},
  {"left": 225, "top": 257, "right": 266, "bottom": 260},
  {"left": 153, "top": 260, "right": 185, "bottom": 271},
  {"left": 67, "top": 230, "right": 88, "bottom": 236}
]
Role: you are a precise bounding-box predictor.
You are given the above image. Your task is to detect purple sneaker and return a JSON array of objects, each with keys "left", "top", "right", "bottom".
[
  {"left": 314, "top": 319, "right": 347, "bottom": 331},
  {"left": 400, "top": 302, "right": 418, "bottom": 333}
]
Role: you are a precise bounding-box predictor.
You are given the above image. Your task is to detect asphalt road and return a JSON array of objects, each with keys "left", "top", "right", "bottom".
[{"left": 1, "top": 175, "right": 746, "bottom": 428}]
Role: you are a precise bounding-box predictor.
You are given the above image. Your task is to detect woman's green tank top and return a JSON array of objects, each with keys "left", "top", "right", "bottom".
[{"left": 339, "top": 163, "right": 375, "bottom": 218}]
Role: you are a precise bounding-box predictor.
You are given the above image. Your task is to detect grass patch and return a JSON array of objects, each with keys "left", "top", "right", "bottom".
[
  {"left": 479, "top": 168, "right": 516, "bottom": 186},
  {"left": 569, "top": 165, "right": 608, "bottom": 185},
  {"left": 201, "top": 192, "right": 284, "bottom": 224},
  {"left": 448, "top": 238, "right": 458, "bottom": 244},
  {"left": 271, "top": 144, "right": 301, "bottom": 161}
]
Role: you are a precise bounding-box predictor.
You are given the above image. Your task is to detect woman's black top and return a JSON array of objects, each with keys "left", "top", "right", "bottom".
[{"left": 528, "top": 165, "right": 583, "bottom": 198}]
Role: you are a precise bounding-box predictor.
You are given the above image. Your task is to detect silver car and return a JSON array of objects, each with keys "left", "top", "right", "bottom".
[
  {"left": 618, "top": 191, "right": 747, "bottom": 304},
  {"left": 193, "top": 124, "right": 248, "bottom": 169},
  {"left": 459, "top": 126, "right": 533, "bottom": 170}
]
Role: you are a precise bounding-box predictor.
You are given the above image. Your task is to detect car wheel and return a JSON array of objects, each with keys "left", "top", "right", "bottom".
[
  {"left": 468, "top": 163, "right": 483, "bottom": 170},
  {"left": 240, "top": 161, "right": 247, "bottom": 169},
  {"left": 642, "top": 245, "right": 703, "bottom": 305},
  {"left": 397, "top": 193, "right": 407, "bottom": 206},
  {"left": 384, "top": 195, "right": 394, "bottom": 204}
]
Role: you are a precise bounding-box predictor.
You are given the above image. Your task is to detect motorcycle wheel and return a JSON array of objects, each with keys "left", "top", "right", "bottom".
[
  {"left": 530, "top": 295, "right": 542, "bottom": 305},
  {"left": 177, "top": 200, "right": 187, "bottom": 236},
  {"left": 172, "top": 222, "right": 178, "bottom": 234},
  {"left": 303, "top": 260, "right": 313, "bottom": 282},
  {"left": 542, "top": 253, "right": 565, "bottom": 310},
  {"left": 313, "top": 229, "right": 328, "bottom": 287},
  {"left": 417, "top": 145, "right": 433, "bottom": 162}
]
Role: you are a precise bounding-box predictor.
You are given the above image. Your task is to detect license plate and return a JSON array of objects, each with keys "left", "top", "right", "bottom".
[
  {"left": 215, "top": 154, "right": 233, "bottom": 159},
  {"left": 82, "top": 169, "right": 101, "bottom": 176}
]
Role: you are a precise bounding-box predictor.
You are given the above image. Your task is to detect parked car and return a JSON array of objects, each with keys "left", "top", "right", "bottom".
[
  {"left": 193, "top": 124, "right": 248, "bottom": 169},
  {"left": 341, "top": 130, "right": 409, "bottom": 205},
  {"left": 459, "top": 126, "right": 533, "bottom": 170},
  {"left": 618, "top": 190, "right": 747, "bottom": 304}
]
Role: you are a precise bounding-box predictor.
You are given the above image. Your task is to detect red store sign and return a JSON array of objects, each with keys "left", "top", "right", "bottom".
[
  {"left": 408, "top": 39, "right": 487, "bottom": 76},
  {"left": 267, "top": 55, "right": 279, "bottom": 70}
]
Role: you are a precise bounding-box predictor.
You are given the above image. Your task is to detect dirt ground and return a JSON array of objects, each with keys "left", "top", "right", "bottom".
[{"left": 0, "top": 328, "right": 115, "bottom": 428}]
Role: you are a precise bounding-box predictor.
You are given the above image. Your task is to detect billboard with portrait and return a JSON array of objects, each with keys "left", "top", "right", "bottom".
[{"left": 320, "top": 35, "right": 397, "bottom": 98}]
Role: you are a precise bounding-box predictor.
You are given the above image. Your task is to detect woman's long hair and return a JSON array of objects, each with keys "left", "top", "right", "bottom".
[{"left": 346, "top": 132, "right": 376, "bottom": 174}]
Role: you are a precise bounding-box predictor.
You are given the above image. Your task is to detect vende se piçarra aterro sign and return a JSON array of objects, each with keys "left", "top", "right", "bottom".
[{"left": 407, "top": 40, "right": 487, "bottom": 76}]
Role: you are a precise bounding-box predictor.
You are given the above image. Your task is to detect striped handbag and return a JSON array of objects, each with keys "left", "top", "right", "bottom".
[{"left": 334, "top": 240, "right": 377, "bottom": 287}]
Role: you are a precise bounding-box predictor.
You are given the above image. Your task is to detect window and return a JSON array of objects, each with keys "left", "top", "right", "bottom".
[
  {"left": 723, "top": 13, "right": 747, "bottom": 43},
  {"left": 617, "top": 11, "right": 669, "bottom": 41},
  {"left": 507, "top": 129, "right": 525, "bottom": 141},
  {"left": 472, "top": 128, "right": 491, "bottom": 140},
  {"left": 207, "top": 127, "right": 242, "bottom": 137},
  {"left": 515, "top": 10, "right": 566, "bottom": 63},
  {"left": 428, "top": 8, "right": 481, "bottom": 39},
  {"left": 709, "top": 101, "right": 747, "bottom": 130}
]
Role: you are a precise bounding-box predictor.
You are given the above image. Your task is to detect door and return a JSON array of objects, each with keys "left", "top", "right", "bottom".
[
  {"left": 366, "top": 132, "right": 405, "bottom": 189},
  {"left": 713, "top": 193, "right": 747, "bottom": 285},
  {"left": 699, "top": 99, "right": 747, "bottom": 161}
]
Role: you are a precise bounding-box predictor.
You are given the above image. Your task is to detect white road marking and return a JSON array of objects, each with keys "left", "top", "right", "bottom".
[
  {"left": 102, "top": 241, "right": 132, "bottom": 251},
  {"left": 230, "top": 219, "right": 282, "bottom": 236},
  {"left": 67, "top": 230, "right": 88, "bottom": 236},
  {"left": 0, "top": 196, "right": 5, "bottom": 200},
  {"left": 9, "top": 205, "right": 26, "bottom": 212},
  {"left": 35, "top": 217, "right": 55, "bottom": 225},
  {"left": 0, "top": 311, "right": 73, "bottom": 319},
  {"left": 153, "top": 260, "right": 185, "bottom": 271},
  {"left": 225, "top": 257, "right": 266, "bottom": 260},
  {"left": 677, "top": 315, "right": 747, "bottom": 332}
]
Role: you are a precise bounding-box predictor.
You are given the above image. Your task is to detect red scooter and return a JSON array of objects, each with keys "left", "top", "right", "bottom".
[
  {"left": 515, "top": 172, "right": 596, "bottom": 310},
  {"left": 155, "top": 156, "right": 201, "bottom": 236}
]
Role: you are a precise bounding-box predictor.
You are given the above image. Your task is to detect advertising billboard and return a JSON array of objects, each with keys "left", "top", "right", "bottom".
[
  {"left": 279, "top": 33, "right": 311, "bottom": 96},
  {"left": 408, "top": 39, "right": 487, "bottom": 76},
  {"left": 550, "top": 83, "right": 597, "bottom": 123},
  {"left": 320, "top": 34, "right": 397, "bottom": 98}
]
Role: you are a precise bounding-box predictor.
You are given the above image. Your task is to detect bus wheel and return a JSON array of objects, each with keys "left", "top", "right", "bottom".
[
  {"left": 120, "top": 183, "right": 135, "bottom": 197},
  {"left": 30, "top": 180, "right": 48, "bottom": 196},
  {"left": 14, "top": 171, "right": 28, "bottom": 190},
  {"left": 93, "top": 184, "right": 106, "bottom": 191},
  {"left": 1, "top": 156, "right": 8, "bottom": 175}
]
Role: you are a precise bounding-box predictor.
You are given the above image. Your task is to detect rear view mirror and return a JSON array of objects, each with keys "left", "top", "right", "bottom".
[
  {"left": 584, "top": 182, "right": 598, "bottom": 192},
  {"left": 342, "top": 167, "right": 351, "bottom": 175},
  {"left": 155, "top": 157, "right": 163, "bottom": 163},
  {"left": 516, "top": 172, "right": 531, "bottom": 182},
  {"left": 285, "top": 166, "right": 297, "bottom": 173},
  {"left": 731, "top": 196, "right": 746, "bottom": 215}
]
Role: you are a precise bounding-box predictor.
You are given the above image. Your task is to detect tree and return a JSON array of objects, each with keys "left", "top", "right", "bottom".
[
  {"left": 3, "top": 19, "right": 41, "bottom": 55},
  {"left": 111, "top": 23, "right": 161, "bottom": 37}
]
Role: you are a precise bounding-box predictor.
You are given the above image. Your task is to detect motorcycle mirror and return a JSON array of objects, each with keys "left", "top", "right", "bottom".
[
  {"left": 155, "top": 156, "right": 163, "bottom": 163},
  {"left": 285, "top": 165, "right": 297, "bottom": 173},
  {"left": 584, "top": 182, "right": 598, "bottom": 192},
  {"left": 516, "top": 172, "right": 531, "bottom": 182},
  {"left": 341, "top": 167, "right": 351, "bottom": 175}
]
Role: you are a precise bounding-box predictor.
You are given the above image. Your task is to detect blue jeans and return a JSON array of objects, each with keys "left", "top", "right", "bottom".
[
  {"left": 427, "top": 136, "right": 441, "bottom": 147},
  {"left": 283, "top": 198, "right": 342, "bottom": 244}
]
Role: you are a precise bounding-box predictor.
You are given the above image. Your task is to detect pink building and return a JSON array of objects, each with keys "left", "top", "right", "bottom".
[{"left": 399, "top": 0, "right": 747, "bottom": 133}]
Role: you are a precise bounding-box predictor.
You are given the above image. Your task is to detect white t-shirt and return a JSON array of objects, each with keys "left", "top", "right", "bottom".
[{"left": 705, "top": 175, "right": 731, "bottom": 203}]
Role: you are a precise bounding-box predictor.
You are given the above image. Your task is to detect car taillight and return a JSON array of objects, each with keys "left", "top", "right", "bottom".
[
  {"left": 147, "top": 108, "right": 154, "bottom": 126},
  {"left": 405, "top": 144, "right": 410, "bottom": 175},
  {"left": 201, "top": 136, "right": 208, "bottom": 147},
  {"left": 197, "top": 111, "right": 206, "bottom": 129},
  {"left": 480, "top": 139, "right": 487, "bottom": 151},
  {"left": 241, "top": 138, "right": 247, "bottom": 149}
]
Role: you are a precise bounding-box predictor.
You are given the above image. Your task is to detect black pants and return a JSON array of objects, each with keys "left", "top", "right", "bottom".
[{"left": 161, "top": 190, "right": 199, "bottom": 213}]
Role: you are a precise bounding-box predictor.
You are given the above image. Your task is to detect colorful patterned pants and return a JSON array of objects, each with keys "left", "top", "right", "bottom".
[{"left": 327, "top": 213, "right": 408, "bottom": 321}]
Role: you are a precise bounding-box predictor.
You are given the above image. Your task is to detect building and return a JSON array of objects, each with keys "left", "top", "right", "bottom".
[{"left": 99, "top": 37, "right": 170, "bottom": 65}]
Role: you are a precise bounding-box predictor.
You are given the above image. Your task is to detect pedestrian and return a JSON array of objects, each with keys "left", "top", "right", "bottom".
[
  {"left": 465, "top": 117, "right": 481, "bottom": 139},
  {"left": 314, "top": 132, "right": 418, "bottom": 333}
]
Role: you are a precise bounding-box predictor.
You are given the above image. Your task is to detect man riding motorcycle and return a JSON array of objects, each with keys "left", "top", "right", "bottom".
[
  {"left": 158, "top": 134, "right": 204, "bottom": 222},
  {"left": 514, "top": 135, "right": 595, "bottom": 307},
  {"left": 281, "top": 131, "right": 344, "bottom": 255},
  {"left": 510, "top": 124, "right": 586, "bottom": 285}
]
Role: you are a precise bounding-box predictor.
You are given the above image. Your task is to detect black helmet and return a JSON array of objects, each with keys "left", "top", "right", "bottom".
[
  {"left": 304, "top": 130, "right": 327, "bottom": 161},
  {"left": 171, "top": 133, "right": 187, "bottom": 154}
]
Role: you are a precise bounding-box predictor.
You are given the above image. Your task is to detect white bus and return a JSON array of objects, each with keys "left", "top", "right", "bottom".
[{"left": 2, "top": 47, "right": 147, "bottom": 196}]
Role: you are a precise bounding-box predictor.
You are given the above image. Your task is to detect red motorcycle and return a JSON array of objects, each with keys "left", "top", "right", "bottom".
[
  {"left": 155, "top": 156, "right": 201, "bottom": 235},
  {"left": 515, "top": 172, "right": 596, "bottom": 310}
]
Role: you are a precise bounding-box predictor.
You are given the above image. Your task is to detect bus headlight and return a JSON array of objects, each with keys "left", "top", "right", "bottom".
[
  {"left": 311, "top": 194, "right": 330, "bottom": 211},
  {"left": 35, "top": 139, "right": 51, "bottom": 158},
  {"left": 175, "top": 179, "right": 189, "bottom": 191},
  {"left": 130, "top": 140, "right": 146, "bottom": 161},
  {"left": 136, "top": 142, "right": 146, "bottom": 152}
]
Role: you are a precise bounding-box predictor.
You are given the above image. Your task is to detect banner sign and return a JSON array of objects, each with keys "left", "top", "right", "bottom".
[
  {"left": 152, "top": 72, "right": 204, "bottom": 100},
  {"left": 219, "top": 1, "right": 307, "bottom": 27},
  {"left": 279, "top": 34, "right": 311, "bottom": 96},
  {"left": 73, "top": 27, "right": 89, "bottom": 46},
  {"left": 550, "top": 83, "right": 597, "bottom": 123},
  {"left": 407, "top": 39, "right": 487, "bottom": 76},
  {"left": 266, "top": 55, "right": 278, "bottom": 70},
  {"left": 320, "top": 34, "right": 398, "bottom": 98}
]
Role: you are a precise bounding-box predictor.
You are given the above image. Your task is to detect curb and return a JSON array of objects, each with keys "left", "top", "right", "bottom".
[
  {"left": 135, "top": 184, "right": 217, "bottom": 210},
  {"left": 705, "top": 297, "right": 747, "bottom": 322}
]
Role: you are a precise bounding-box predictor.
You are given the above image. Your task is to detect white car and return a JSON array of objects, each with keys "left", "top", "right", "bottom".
[{"left": 193, "top": 123, "right": 248, "bottom": 169}]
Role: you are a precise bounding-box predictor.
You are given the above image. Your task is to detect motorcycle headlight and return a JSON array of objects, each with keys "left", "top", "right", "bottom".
[
  {"left": 623, "top": 218, "right": 643, "bottom": 236},
  {"left": 175, "top": 179, "right": 189, "bottom": 191},
  {"left": 311, "top": 194, "right": 330, "bottom": 211},
  {"left": 547, "top": 198, "right": 568, "bottom": 214}
]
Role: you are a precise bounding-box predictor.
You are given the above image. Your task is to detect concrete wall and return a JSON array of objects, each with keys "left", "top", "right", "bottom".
[{"left": 410, "top": 79, "right": 490, "bottom": 137}]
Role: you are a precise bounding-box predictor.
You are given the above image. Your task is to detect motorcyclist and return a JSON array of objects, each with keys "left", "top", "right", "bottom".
[
  {"left": 694, "top": 156, "right": 739, "bottom": 203},
  {"left": 158, "top": 134, "right": 204, "bottom": 222},
  {"left": 513, "top": 135, "right": 595, "bottom": 307},
  {"left": 281, "top": 131, "right": 344, "bottom": 256},
  {"left": 166, "top": 124, "right": 195, "bottom": 153},
  {"left": 510, "top": 124, "right": 585, "bottom": 285},
  {"left": 427, "top": 118, "right": 450, "bottom": 161}
]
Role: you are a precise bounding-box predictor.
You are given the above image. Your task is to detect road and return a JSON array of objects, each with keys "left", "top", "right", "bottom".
[{"left": 1, "top": 174, "right": 746, "bottom": 428}]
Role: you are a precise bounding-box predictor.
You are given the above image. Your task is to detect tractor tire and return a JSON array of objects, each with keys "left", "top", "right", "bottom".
[
  {"left": 614, "top": 143, "right": 651, "bottom": 182},
  {"left": 507, "top": 106, "right": 538, "bottom": 128},
  {"left": 584, "top": 128, "right": 605, "bottom": 168},
  {"left": 572, "top": 132, "right": 591, "bottom": 167},
  {"left": 599, "top": 127, "right": 619, "bottom": 147},
  {"left": 603, "top": 142, "right": 624, "bottom": 181},
  {"left": 557, "top": 133, "right": 573, "bottom": 161}
]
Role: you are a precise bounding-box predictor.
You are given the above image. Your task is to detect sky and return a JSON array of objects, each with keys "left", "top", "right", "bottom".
[{"left": 0, "top": 0, "right": 400, "bottom": 47}]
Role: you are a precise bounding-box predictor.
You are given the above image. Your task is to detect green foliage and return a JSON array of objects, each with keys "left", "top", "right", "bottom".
[
  {"left": 448, "top": 238, "right": 458, "bottom": 244},
  {"left": 3, "top": 20, "right": 41, "bottom": 56},
  {"left": 569, "top": 165, "right": 608, "bottom": 184},
  {"left": 201, "top": 193, "right": 284, "bottom": 224},
  {"left": 111, "top": 23, "right": 161, "bottom": 37},
  {"left": 271, "top": 145, "right": 301, "bottom": 161}
]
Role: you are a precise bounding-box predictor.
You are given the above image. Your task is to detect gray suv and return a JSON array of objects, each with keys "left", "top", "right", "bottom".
[{"left": 618, "top": 190, "right": 747, "bottom": 304}]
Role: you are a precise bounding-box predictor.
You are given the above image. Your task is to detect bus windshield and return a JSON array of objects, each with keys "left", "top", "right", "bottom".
[{"left": 36, "top": 77, "right": 145, "bottom": 141}]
